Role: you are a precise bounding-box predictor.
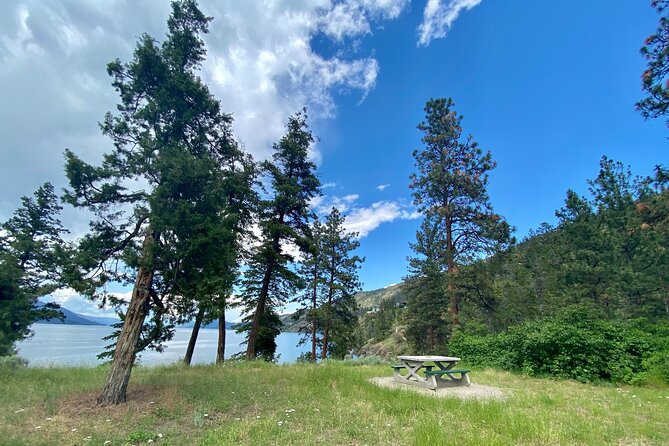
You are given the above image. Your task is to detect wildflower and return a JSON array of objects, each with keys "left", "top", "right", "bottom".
[
  {"left": 203, "top": 413, "right": 209, "bottom": 417},
  {"left": 256, "top": 415, "right": 261, "bottom": 419},
  {"left": 158, "top": 433, "right": 163, "bottom": 438}
]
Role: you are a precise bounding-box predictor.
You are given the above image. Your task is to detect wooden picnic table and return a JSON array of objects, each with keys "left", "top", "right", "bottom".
[{"left": 392, "top": 355, "right": 470, "bottom": 389}]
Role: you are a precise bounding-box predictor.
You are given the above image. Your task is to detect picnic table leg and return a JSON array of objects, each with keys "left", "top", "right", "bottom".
[{"left": 433, "top": 362, "right": 470, "bottom": 388}]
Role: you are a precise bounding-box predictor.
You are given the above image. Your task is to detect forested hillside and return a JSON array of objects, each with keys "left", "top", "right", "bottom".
[{"left": 357, "top": 157, "right": 669, "bottom": 383}]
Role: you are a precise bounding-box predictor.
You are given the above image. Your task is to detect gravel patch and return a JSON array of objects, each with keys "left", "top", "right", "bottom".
[{"left": 369, "top": 377, "right": 506, "bottom": 401}]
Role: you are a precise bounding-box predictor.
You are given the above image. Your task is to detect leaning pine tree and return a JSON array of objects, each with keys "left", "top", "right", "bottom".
[
  {"left": 64, "top": 0, "right": 252, "bottom": 405},
  {"left": 409, "top": 98, "right": 512, "bottom": 328},
  {"left": 240, "top": 110, "right": 320, "bottom": 360}
]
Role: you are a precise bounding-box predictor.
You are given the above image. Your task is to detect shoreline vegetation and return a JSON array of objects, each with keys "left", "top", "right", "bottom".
[{"left": 2, "top": 360, "right": 668, "bottom": 445}]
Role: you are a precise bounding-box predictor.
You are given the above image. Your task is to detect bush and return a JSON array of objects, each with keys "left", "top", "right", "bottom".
[
  {"left": 450, "top": 307, "right": 667, "bottom": 384},
  {"left": 0, "top": 355, "right": 28, "bottom": 369}
]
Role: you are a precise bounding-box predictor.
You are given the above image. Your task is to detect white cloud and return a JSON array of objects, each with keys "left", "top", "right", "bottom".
[
  {"left": 0, "top": 0, "right": 406, "bottom": 217},
  {"left": 44, "top": 288, "right": 120, "bottom": 318},
  {"left": 320, "top": 2, "right": 371, "bottom": 41},
  {"left": 376, "top": 183, "right": 390, "bottom": 191},
  {"left": 344, "top": 200, "right": 420, "bottom": 237},
  {"left": 417, "top": 0, "right": 483, "bottom": 46},
  {"left": 321, "top": 182, "right": 338, "bottom": 189}
]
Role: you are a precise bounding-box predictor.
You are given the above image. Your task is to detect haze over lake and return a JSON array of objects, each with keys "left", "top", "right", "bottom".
[{"left": 16, "top": 324, "right": 308, "bottom": 366}]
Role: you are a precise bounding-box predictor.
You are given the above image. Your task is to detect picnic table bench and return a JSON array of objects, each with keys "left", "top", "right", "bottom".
[{"left": 392, "top": 355, "right": 470, "bottom": 390}]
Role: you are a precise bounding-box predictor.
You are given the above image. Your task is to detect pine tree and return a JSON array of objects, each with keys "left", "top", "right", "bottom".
[
  {"left": 240, "top": 110, "right": 320, "bottom": 359},
  {"left": 294, "top": 217, "right": 325, "bottom": 362},
  {"left": 409, "top": 98, "right": 512, "bottom": 327},
  {"left": 63, "top": 0, "right": 253, "bottom": 405},
  {"left": 637, "top": 0, "right": 669, "bottom": 125},
  {"left": 318, "top": 208, "right": 363, "bottom": 359},
  {"left": 0, "top": 183, "right": 67, "bottom": 356}
]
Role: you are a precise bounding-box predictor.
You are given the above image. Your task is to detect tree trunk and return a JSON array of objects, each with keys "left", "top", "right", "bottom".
[
  {"left": 445, "top": 215, "right": 460, "bottom": 326},
  {"left": 217, "top": 310, "right": 226, "bottom": 364},
  {"left": 246, "top": 262, "right": 274, "bottom": 359},
  {"left": 321, "top": 270, "right": 335, "bottom": 360},
  {"left": 311, "top": 265, "right": 318, "bottom": 362},
  {"left": 97, "top": 230, "right": 156, "bottom": 406},
  {"left": 184, "top": 307, "right": 205, "bottom": 366}
]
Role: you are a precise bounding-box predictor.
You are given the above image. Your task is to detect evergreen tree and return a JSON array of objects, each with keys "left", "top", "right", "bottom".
[
  {"left": 404, "top": 215, "right": 450, "bottom": 351},
  {"left": 637, "top": 0, "right": 669, "bottom": 125},
  {"left": 0, "top": 183, "right": 66, "bottom": 356},
  {"left": 294, "top": 217, "right": 325, "bottom": 362},
  {"left": 318, "top": 208, "right": 363, "bottom": 359},
  {"left": 63, "top": 0, "right": 253, "bottom": 405},
  {"left": 240, "top": 110, "right": 320, "bottom": 359},
  {"left": 409, "top": 98, "right": 512, "bottom": 327}
]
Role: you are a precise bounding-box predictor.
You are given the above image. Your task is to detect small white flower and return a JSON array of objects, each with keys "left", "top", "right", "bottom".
[
  {"left": 256, "top": 415, "right": 260, "bottom": 419},
  {"left": 35, "top": 426, "right": 41, "bottom": 429},
  {"left": 46, "top": 417, "right": 52, "bottom": 421},
  {"left": 106, "top": 419, "right": 111, "bottom": 422},
  {"left": 157, "top": 433, "right": 163, "bottom": 438},
  {"left": 71, "top": 428, "right": 77, "bottom": 432},
  {"left": 203, "top": 413, "right": 209, "bottom": 417}
]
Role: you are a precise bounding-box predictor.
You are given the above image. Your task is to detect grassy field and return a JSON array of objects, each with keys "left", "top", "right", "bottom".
[{"left": 1, "top": 360, "right": 668, "bottom": 445}]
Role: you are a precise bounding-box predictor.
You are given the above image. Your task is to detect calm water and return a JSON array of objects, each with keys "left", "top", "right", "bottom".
[{"left": 16, "top": 324, "right": 308, "bottom": 367}]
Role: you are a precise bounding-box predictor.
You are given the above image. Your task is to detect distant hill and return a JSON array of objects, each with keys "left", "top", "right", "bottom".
[
  {"left": 37, "top": 302, "right": 102, "bottom": 326},
  {"left": 355, "top": 283, "right": 407, "bottom": 310},
  {"left": 278, "top": 283, "right": 408, "bottom": 333}
]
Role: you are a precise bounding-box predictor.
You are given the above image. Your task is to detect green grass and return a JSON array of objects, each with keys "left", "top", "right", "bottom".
[{"left": 1, "top": 361, "right": 668, "bottom": 445}]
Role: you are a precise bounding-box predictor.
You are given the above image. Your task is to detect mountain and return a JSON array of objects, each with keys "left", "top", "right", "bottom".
[
  {"left": 278, "top": 283, "right": 408, "bottom": 333},
  {"left": 355, "top": 283, "right": 407, "bottom": 310},
  {"left": 37, "top": 302, "right": 102, "bottom": 326}
]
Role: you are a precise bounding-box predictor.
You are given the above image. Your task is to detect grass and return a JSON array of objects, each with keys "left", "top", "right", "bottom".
[{"left": 1, "top": 361, "right": 668, "bottom": 445}]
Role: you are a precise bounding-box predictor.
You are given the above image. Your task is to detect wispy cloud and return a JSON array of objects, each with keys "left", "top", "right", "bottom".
[
  {"left": 321, "top": 182, "right": 338, "bottom": 189},
  {"left": 376, "top": 183, "right": 390, "bottom": 191},
  {"left": 417, "top": 0, "right": 483, "bottom": 47},
  {"left": 344, "top": 201, "right": 420, "bottom": 238}
]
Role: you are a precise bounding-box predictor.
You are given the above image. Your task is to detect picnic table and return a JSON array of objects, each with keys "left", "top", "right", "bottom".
[{"left": 392, "top": 355, "right": 470, "bottom": 389}]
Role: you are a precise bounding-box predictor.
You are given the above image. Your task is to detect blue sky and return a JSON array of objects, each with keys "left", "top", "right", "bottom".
[
  {"left": 0, "top": 0, "right": 665, "bottom": 318},
  {"left": 314, "top": 0, "right": 667, "bottom": 290}
]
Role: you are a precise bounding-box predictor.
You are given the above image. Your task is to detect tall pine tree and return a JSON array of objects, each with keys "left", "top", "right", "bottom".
[
  {"left": 240, "top": 110, "right": 320, "bottom": 359},
  {"left": 409, "top": 98, "right": 511, "bottom": 328},
  {"left": 64, "top": 0, "right": 253, "bottom": 405}
]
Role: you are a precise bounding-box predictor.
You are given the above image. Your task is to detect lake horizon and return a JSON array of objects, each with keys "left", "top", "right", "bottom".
[{"left": 16, "top": 324, "right": 308, "bottom": 367}]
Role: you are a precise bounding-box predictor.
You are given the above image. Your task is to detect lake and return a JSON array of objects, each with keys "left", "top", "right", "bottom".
[{"left": 16, "top": 324, "right": 308, "bottom": 367}]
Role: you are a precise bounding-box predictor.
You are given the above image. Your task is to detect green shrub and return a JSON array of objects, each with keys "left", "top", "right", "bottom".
[
  {"left": 0, "top": 355, "right": 28, "bottom": 369},
  {"left": 450, "top": 307, "right": 668, "bottom": 384}
]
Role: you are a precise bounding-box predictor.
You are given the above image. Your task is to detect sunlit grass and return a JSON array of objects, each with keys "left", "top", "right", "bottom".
[{"left": 1, "top": 361, "right": 668, "bottom": 445}]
